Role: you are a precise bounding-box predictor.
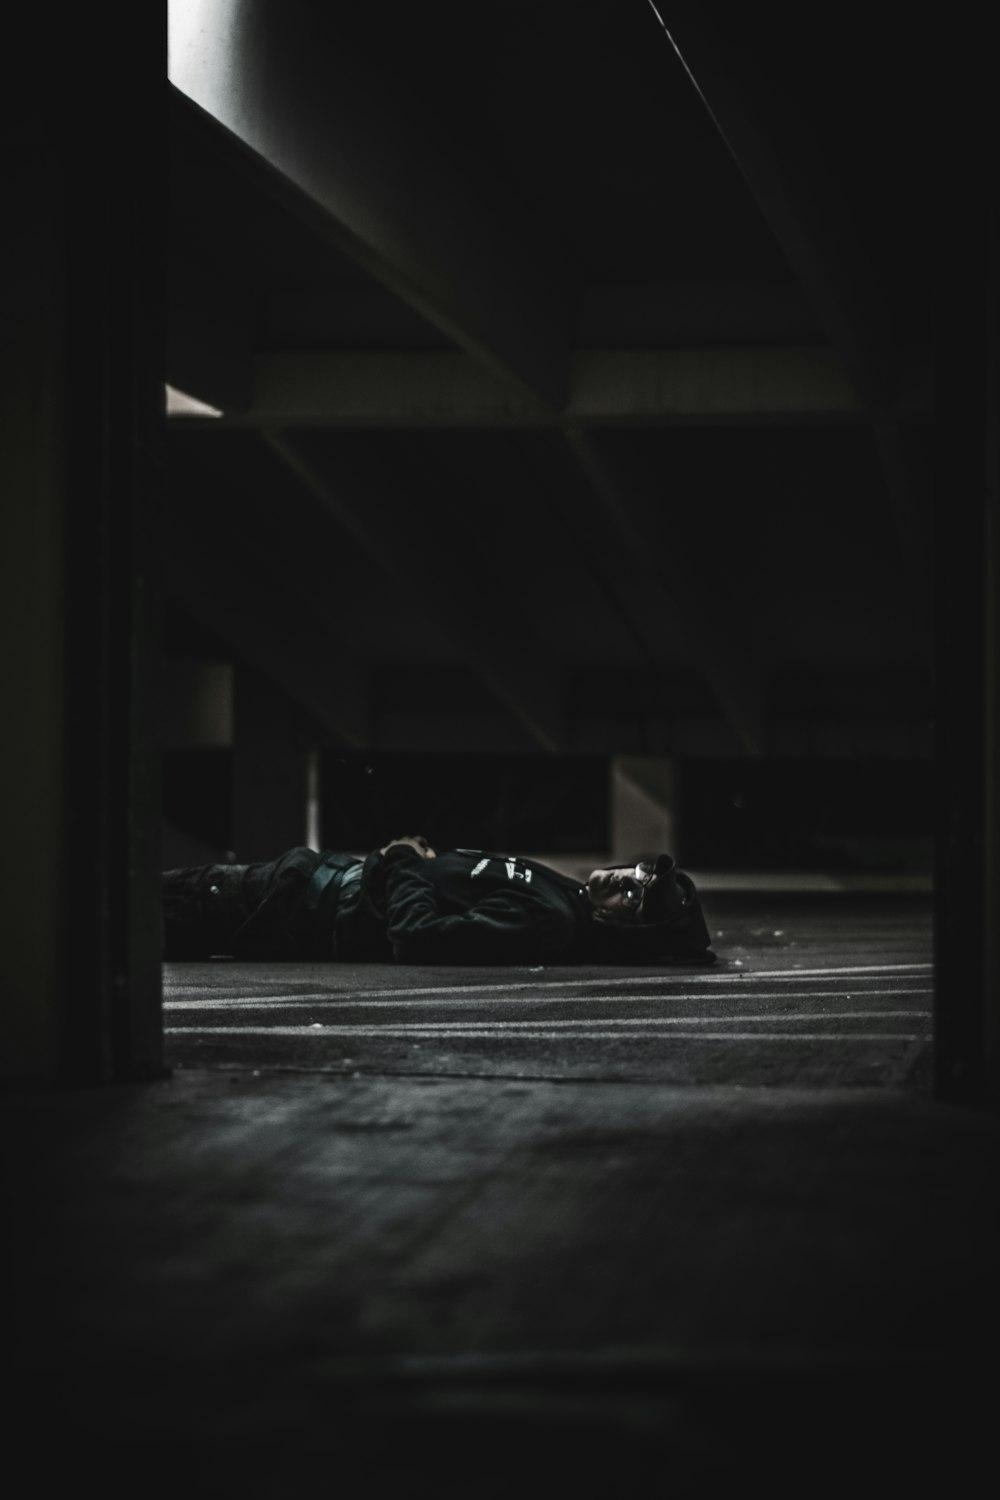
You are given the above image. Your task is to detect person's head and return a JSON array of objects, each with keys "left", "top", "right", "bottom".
[
  {"left": 583, "top": 854, "right": 715, "bottom": 962},
  {"left": 585, "top": 861, "right": 662, "bottom": 924}
]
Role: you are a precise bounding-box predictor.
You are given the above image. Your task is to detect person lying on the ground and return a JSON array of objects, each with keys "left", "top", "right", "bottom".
[{"left": 162, "top": 835, "right": 715, "bottom": 965}]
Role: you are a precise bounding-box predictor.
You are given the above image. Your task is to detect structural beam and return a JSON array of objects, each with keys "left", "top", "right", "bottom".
[
  {"left": 650, "top": 3, "right": 929, "bottom": 602},
  {"left": 1, "top": 6, "right": 165, "bottom": 1084},
  {"left": 167, "top": 348, "right": 931, "bottom": 430},
  {"left": 568, "top": 349, "right": 864, "bottom": 424},
  {"left": 933, "top": 81, "right": 1000, "bottom": 1105},
  {"left": 649, "top": 5, "right": 895, "bottom": 410},
  {"left": 564, "top": 428, "right": 766, "bottom": 756},
  {"left": 167, "top": 5, "right": 569, "bottom": 409}
]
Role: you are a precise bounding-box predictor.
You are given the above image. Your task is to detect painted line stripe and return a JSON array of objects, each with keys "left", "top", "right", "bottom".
[
  {"left": 164, "top": 961, "right": 934, "bottom": 1003},
  {"left": 167, "top": 1026, "right": 931, "bottom": 1043},
  {"left": 163, "top": 985, "right": 933, "bottom": 1012},
  {"left": 163, "top": 964, "right": 934, "bottom": 1005},
  {"left": 168, "top": 1010, "right": 930, "bottom": 1031}
]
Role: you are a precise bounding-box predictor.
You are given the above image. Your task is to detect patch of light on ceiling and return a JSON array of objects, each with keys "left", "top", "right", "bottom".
[{"left": 165, "top": 384, "right": 224, "bottom": 418}]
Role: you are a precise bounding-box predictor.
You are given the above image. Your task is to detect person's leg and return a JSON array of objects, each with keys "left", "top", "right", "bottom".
[
  {"left": 162, "top": 860, "right": 280, "bottom": 958},
  {"left": 229, "top": 847, "right": 328, "bottom": 957}
]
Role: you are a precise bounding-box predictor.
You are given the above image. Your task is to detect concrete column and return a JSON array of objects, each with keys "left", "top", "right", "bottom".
[
  {"left": 0, "top": 9, "right": 166, "bottom": 1084},
  {"left": 232, "top": 663, "right": 320, "bottom": 860},
  {"left": 933, "top": 84, "right": 1000, "bottom": 1105},
  {"left": 610, "top": 757, "right": 678, "bottom": 865},
  {"left": 987, "top": 207, "right": 1000, "bottom": 1106}
]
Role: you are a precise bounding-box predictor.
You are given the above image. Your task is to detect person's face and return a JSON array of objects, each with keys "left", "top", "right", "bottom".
[{"left": 585, "top": 862, "right": 656, "bottom": 922}]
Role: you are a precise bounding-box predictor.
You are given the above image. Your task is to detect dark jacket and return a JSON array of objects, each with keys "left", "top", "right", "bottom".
[{"left": 335, "top": 846, "right": 714, "bottom": 966}]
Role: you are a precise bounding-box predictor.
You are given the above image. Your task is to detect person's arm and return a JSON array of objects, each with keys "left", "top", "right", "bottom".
[{"left": 380, "top": 844, "right": 575, "bottom": 964}]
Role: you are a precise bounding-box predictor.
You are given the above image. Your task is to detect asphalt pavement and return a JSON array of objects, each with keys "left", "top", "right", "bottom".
[
  {"left": 164, "top": 891, "right": 934, "bottom": 1087},
  {"left": 5, "top": 890, "right": 997, "bottom": 1487}
]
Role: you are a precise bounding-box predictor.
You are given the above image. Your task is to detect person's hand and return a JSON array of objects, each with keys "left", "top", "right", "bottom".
[{"left": 380, "top": 835, "right": 436, "bottom": 859}]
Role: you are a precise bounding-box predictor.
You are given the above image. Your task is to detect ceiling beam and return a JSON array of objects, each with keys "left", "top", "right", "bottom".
[
  {"left": 167, "top": 16, "right": 569, "bottom": 409},
  {"left": 166, "top": 348, "right": 930, "bottom": 430},
  {"left": 648, "top": 4, "right": 896, "bottom": 411},
  {"left": 261, "top": 430, "right": 565, "bottom": 753},
  {"left": 563, "top": 427, "right": 766, "bottom": 756},
  {"left": 569, "top": 349, "right": 861, "bottom": 424},
  {"left": 649, "top": 2, "right": 929, "bottom": 611}
]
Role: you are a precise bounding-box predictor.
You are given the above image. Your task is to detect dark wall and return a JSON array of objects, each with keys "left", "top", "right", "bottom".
[
  {"left": 320, "top": 754, "right": 609, "bottom": 856},
  {"left": 678, "top": 758, "right": 932, "bottom": 871}
]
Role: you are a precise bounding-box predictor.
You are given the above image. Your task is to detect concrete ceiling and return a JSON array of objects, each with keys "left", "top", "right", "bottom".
[{"left": 165, "top": 0, "right": 933, "bottom": 758}]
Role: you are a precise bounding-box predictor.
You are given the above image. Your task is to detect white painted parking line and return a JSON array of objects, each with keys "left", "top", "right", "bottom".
[
  {"left": 736, "top": 963, "right": 932, "bottom": 980},
  {"left": 168, "top": 1009, "right": 930, "bottom": 1030},
  {"left": 162, "top": 961, "right": 934, "bottom": 1005},
  {"left": 167, "top": 1025, "right": 931, "bottom": 1043},
  {"left": 162, "top": 968, "right": 934, "bottom": 1008},
  {"left": 163, "top": 983, "right": 934, "bottom": 1011}
]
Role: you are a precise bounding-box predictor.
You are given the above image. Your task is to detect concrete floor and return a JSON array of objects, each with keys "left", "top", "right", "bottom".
[{"left": 5, "top": 892, "right": 998, "bottom": 1486}]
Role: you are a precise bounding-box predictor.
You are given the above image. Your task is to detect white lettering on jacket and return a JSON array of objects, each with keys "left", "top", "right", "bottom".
[{"left": 470, "top": 855, "right": 531, "bottom": 884}]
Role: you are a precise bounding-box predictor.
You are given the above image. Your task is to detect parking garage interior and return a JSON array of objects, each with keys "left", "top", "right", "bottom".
[{"left": 2, "top": 0, "right": 998, "bottom": 1483}]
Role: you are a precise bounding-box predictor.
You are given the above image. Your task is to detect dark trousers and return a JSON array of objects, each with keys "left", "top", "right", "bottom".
[{"left": 162, "top": 847, "right": 350, "bottom": 959}]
